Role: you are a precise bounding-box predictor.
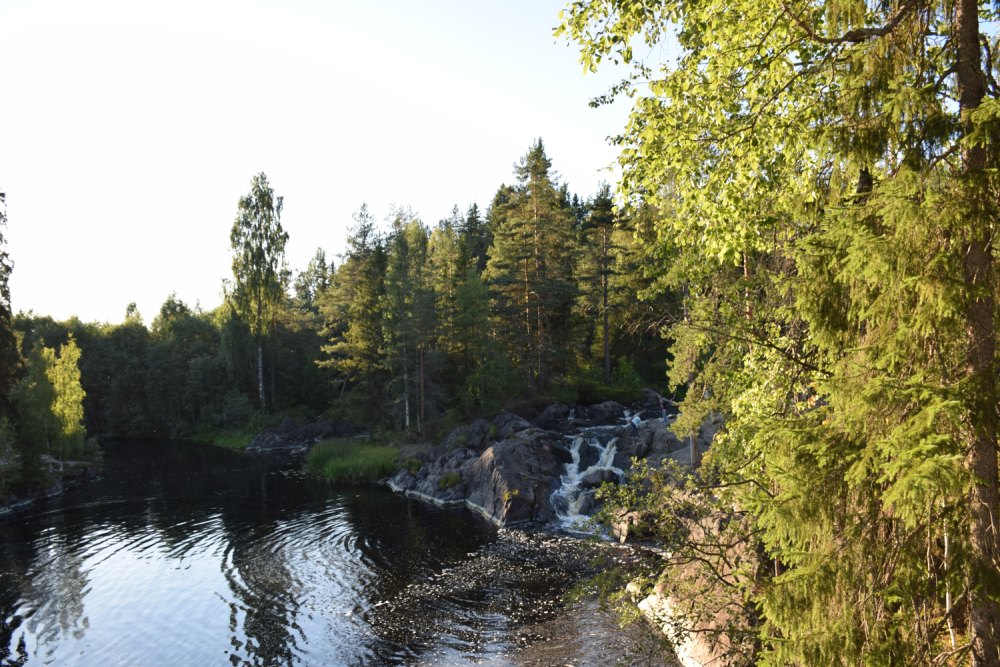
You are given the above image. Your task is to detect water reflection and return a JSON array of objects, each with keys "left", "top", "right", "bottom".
[
  {"left": 0, "top": 442, "right": 506, "bottom": 666},
  {"left": 0, "top": 441, "right": 665, "bottom": 666}
]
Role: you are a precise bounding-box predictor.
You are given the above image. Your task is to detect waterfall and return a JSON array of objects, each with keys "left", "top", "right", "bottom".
[{"left": 550, "top": 426, "right": 625, "bottom": 531}]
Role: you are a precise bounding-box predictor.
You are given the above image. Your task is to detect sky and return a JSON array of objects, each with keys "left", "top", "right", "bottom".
[{"left": 0, "top": 0, "right": 634, "bottom": 325}]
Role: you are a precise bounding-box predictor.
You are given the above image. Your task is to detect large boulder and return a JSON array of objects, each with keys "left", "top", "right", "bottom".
[
  {"left": 492, "top": 411, "right": 533, "bottom": 440},
  {"left": 579, "top": 468, "right": 621, "bottom": 489},
  {"left": 440, "top": 418, "right": 491, "bottom": 453},
  {"left": 581, "top": 400, "right": 626, "bottom": 426},
  {"left": 614, "top": 419, "right": 685, "bottom": 469},
  {"left": 389, "top": 427, "right": 569, "bottom": 525},
  {"left": 463, "top": 429, "right": 567, "bottom": 524},
  {"left": 532, "top": 402, "right": 571, "bottom": 431}
]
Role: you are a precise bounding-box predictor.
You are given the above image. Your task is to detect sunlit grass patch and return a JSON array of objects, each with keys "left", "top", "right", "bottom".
[{"left": 305, "top": 438, "right": 399, "bottom": 482}]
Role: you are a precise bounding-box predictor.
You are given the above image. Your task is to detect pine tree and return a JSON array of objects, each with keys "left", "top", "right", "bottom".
[
  {"left": 484, "top": 140, "right": 577, "bottom": 389},
  {"left": 575, "top": 184, "right": 620, "bottom": 381},
  {"left": 293, "top": 248, "right": 332, "bottom": 312},
  {"left": 459, "top": 202, "right": 491, "bottom": 275},
  {"left": 382, "top": 209, "right": 435, "bottom": 433}
]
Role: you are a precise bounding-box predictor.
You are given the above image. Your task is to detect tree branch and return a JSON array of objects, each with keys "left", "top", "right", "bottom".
[{"left": 780, "top": 0, "right": 920, "bottom": 45}]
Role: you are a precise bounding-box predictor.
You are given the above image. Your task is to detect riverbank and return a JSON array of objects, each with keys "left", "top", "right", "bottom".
[{"left": 0, "top": 454, "right": 101, "bottom": 515}]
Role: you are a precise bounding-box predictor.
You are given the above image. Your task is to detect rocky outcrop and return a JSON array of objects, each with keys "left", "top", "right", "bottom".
[
  {"left": 439, "top": 418, "right": 491, "bottom": 453},
  {"left": 388, "top": 398, "right": 722, "bottom": 529},
  {"left": 388, "top": 414, "right": 572, "bottom": 526},
  {"left": 246, "top": 417, "right": 364, "bottom": 457}
]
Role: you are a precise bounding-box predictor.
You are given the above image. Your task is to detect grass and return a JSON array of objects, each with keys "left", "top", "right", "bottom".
[
  {"left": 305, "top": 438, "right": 399, "bottom": 482},
  {"left": 188, "top": 413, "right": 273, "bottom": 451},
  {"left": 188, "top": 426, "right": 257, "bottom": 451},
  {"left": 438, "top": 470, "right": 461, "bottom": 490}
]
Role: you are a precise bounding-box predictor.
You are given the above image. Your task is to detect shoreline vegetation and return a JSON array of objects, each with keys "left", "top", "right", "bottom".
[
  {"left": 304, "top": 438, "right": 399, "bottom": 483},
  {"left": 3, "top": 0, "right": 999, "bottom": 653}
]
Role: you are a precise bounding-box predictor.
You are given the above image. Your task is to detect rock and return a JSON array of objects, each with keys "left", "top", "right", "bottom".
[
  {"left": 246, "top": 417, "right": 363, "bottom": 457},
  {"left": 532, "top": 403, "right": 571, "bottom": 431},
  {"left": 615, "top": 419, "right": 685, "bottom": 469},
  {"left": 464, "top": 431, "right": 565, "bottom": 524},
  {"left": 582, "top": 400, "right": 625, "bottom": 426},
  {"left": 637, "top": 388, "right": 665, "bottom": 419},
  {"left": 492, "top": 411, "right": 532, "bottom": 440},
  {"left": 389, "top": 426, "right": 566, "bottom": 525},
  {"left": 576, "top": 438, "right": 603, "bottom": 470},
  {"left": 440, "top": 419, "right": 491, "bottom": 453},
  {"left": 579, "top": 468, "right": 621, "bottom": 489}
]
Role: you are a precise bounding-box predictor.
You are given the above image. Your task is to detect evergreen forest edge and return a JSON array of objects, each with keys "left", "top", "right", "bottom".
[
  {"left": 2, "top": 0, "right": 1000, "bottom": 662},
  {"left": 0, "top": 138, "right": 674, "bottom": 495}
]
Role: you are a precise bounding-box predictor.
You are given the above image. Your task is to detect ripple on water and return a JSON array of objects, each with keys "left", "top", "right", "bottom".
[{"left": 1, "top": 443, "right": 673, "bottom": 666}]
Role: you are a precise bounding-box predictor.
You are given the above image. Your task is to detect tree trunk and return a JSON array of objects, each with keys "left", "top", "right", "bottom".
[
  {"left": 269, "top": 336, "right": 276, "bottom": 409},
  {"left": 955, "top": 0, "right": 1000, "bottom": 663},
  {"left": 257, "top": 339, "right": 266, "bottom": 411},
  {"left": 419, "top": 346, "right": 425, "bottom": 437},
  {"left": 603, "top": 226, "right": 611, "bottom": 382}
]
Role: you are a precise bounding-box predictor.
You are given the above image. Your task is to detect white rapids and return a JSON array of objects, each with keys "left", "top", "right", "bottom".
[{"left": 550, "top": 426, "right": 626, "bottom": 531}]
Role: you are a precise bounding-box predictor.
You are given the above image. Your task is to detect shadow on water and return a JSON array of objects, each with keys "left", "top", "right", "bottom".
[{"left": 0, "top": 440, "right": 672, "bottom": 666}]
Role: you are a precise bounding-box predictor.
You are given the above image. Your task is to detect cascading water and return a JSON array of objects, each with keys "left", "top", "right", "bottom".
[{"left": 550, "top": 425, "right": 626, "bottom": 531}]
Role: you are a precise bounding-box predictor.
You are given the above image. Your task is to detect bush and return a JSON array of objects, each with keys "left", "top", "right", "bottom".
[
  {"left": 438, "top": 470, "right": 461, "bottom": 490},
  {"left": 306, "top": 438, "right": 398, "bottom": 482}
]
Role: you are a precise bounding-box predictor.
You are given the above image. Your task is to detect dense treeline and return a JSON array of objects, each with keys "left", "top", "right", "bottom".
[
  {"left": 562, "top": 1, "right": 1000, "bottom": 665},
  {"left": 6, "top": 140, "right": 672, "bottom": 451},
  {"left": 0, "top": 192, "right": 94, "bottom": 498}
]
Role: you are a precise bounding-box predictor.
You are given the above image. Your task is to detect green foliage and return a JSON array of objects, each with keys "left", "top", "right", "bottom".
[
  {"left": 45, "top": 337, "right": 86, "bottom": 459},
  {"left": 438, "top": 470, "right": 461, "bottom": 490},
  {"left": 305, "top": 439, "right": 398, "bottom": 482},
  {"left": 318, "top": 205, "right": 389, "bottom": 423},
  {"left": 9, "top": 337, "right": 89, "bottom": 487},
  {"left": 0, "top": 191, "right": 20, "bottom": 417},
  {"left": 561, "top": 0, "right": 1000, "bottom": 663},
  {"left": 483, "top": 139, "right": 579, "bottom": 390},
  {"left": 229, "top": 172, "right": 289, "bottom": 410},
  {"left": 609, "top": 358, "right": 645, "bottom": 401}
]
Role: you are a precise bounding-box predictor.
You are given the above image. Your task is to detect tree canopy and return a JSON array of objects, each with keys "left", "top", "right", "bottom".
[
  {"left": 229, "top": 172, "right": 289, "bottom": 410},
  {"left": 561, "top": 0, "right": 1000, "bottom": 663}
]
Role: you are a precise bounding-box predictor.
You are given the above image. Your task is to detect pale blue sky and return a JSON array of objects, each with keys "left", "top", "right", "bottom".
[{"left": 0, "top": 0, "right": 632, "bottom": 324}]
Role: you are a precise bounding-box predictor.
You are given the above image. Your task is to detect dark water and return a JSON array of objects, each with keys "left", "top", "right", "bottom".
[{"left": 0, "top": 441, "right": 671, "bottom": 667}]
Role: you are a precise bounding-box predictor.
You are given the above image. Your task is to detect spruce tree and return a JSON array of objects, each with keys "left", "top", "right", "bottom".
[
  {"left": 318, "top": 205, "right": 388, "bottom": 421},
  {"left": 562, "top": 1, "right": 1000, "bottom": 663}
]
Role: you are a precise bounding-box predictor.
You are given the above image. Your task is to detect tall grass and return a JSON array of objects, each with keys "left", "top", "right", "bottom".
[{"left": 305, "top": 439, "right": 399, "bottom": 482}]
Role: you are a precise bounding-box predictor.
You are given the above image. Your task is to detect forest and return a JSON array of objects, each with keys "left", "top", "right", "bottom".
[
  {"left": 1, "top": 0, "right": 999, "bottom": 663},
  {"left": 0, "top": 139, "right": 674, "bottom": 490}
]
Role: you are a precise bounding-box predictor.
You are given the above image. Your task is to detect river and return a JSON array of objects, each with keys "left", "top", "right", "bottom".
[{"left": 0, "top": 441, "right": 672, "bottom": 666}]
